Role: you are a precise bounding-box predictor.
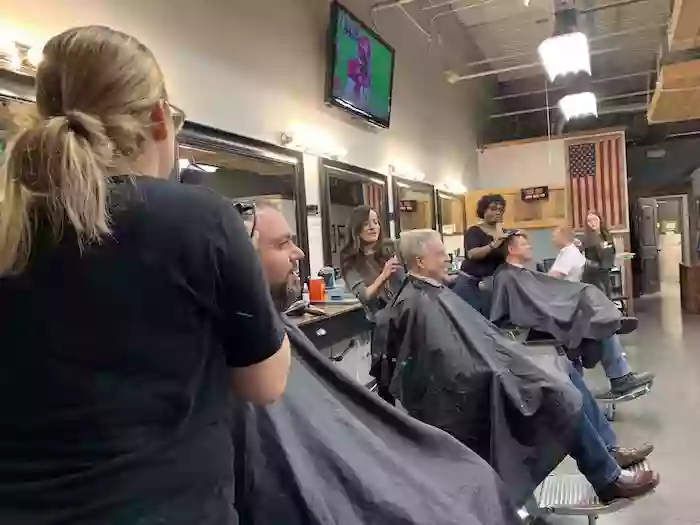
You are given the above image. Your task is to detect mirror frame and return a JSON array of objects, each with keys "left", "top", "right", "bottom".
[
  {"left": 178, "top": 122, "right": 311, "bottom": 281},
  {"left": 318, "top": 158, "right": 390, "bottom": 267},
  {"left": 435, "top": 189, "right": 467, "bottom": 238},
  {"left": 391, "top": 178, "right": 437, "bottom": 237}
]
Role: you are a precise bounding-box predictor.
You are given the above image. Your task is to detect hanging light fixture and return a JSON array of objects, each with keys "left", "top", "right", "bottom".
[
  {"left": 0, "top": 37, "right": 20, "bottom": 71},
  {"left": 558, "top": 92, "right": 598, "bottom": 120},
  {"left": 538, "top": 32, "right": 591, "bottom": 82}
]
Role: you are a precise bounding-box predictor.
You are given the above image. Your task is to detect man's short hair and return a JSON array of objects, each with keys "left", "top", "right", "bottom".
[
  {"left": 503, "top": 231, "right": 528, "bottom": 252},
  {"left": 399, "top": 229, "right": 442, "bottom": 266},
  {"left": 555, "top": 224, "right": 575, "bottom": 242}
]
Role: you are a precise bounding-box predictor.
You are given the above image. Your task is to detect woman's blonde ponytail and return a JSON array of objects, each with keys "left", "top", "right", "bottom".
[
  {"left": 0, "top": 25, "right": 166, "bottom": 277},
  {"left": 0, "top": 112, "right": 113, "bottom": 275}
]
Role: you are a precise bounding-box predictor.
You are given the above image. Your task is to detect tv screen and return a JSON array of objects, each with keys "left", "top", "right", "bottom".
[{"left": 326, "top": 2, "right": 396, "bottom": 128}]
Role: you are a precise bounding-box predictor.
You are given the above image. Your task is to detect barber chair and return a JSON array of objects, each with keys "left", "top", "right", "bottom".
[
  {"left": 607, "top": 267, "right": 629, "bottom": 316},
  {"left": 480, "top": 278, "right": 651, "bottom": 421},
  {"left": 535, "top": 258, "right": 556, "bottom": 274},
  {"left": 520, "top": 460, "right": 653, "bottom": 525}
]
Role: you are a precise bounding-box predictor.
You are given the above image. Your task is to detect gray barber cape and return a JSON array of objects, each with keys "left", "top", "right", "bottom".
[
  {"left": 373, "top": 277, "right": 583, "bottom": 506},
  {"left": 490, "top": 264, "right": 621, "bottom": 349},
  {"left": 231, "top": 319, "right": 519, "bottom": 525}
]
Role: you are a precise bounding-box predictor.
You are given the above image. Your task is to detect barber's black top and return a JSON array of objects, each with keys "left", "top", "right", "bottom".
[
  {"left": 0, "top": 175, "right": 285, "bottom": 524},
  {"left": 460, "top": 225, "right": 506, "bottom": 278}
]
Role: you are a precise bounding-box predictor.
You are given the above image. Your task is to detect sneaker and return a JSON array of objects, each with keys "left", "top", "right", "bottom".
[
  {"left": 610, "top": 443, "right": 654, "bottom": 468},
  {"left": 610, "top": 372, "right": 655, "bottom": 396}
]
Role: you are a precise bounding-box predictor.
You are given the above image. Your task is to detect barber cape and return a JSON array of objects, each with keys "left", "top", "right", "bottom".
[
  {"left": 373, "top": 276, "right": 583, "bottom": 505},
  {"left": 231, "top": 318, "right": 520, "bottom": 525},
  {"left": 490, "top": 264, "right": 622, "bottom": 349}
]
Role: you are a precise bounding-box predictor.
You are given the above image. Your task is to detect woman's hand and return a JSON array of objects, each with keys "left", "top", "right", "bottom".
[
  {"left": 381, "top": 256, "right": 402, "bottom": 280},
  {"left": 490, "top": 232, "right": 513, "bottom": 249}
]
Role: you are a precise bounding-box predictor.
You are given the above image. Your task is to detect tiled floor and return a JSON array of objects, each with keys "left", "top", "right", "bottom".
[{"left": 548, "top": 283, "right": 700, "bottom": 524}]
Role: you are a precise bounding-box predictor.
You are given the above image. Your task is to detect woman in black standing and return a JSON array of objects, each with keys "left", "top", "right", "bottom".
[
  {"left": 452, "top": 194, "right": 511, "bottom": 315},
  {"left": 582, "top": 210, "right": 617, "bottom": 295},
  {"left": 0, "top": 26, "right": 289, "bottom": 524}
]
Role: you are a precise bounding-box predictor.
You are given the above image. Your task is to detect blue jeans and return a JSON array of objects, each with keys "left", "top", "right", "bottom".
[
  {"left": 567, "top": 362, "right": 621, "bottom": 490},
  {"left": 600, "top": 334, "right": 631, "bottom": 380},
  {"left": 453, "top": 274, "right": 489, "bottom": 316}
]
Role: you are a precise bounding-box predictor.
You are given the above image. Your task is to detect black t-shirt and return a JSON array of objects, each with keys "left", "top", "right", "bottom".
[
  {"left": 460, "top": 225, "right": 506, "bottom": 278},
  {"left": 0, "top": 176, "right": 285, "bottom": 524}
]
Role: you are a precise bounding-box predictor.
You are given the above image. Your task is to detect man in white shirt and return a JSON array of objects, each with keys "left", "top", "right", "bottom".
[{"left": 549, "top": 225, "right": 585, "bottom": 282}]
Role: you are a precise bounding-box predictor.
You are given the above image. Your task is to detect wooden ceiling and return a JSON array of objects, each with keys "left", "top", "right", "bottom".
[
  {"left": 647, "top": 0, "right": 700, "bottom": 124},
  {"left": 648, "top": 59, "right": 700, "bottom": 123},
  {"left": 667, "top": 0, "right": 700, "bottom": 52}
]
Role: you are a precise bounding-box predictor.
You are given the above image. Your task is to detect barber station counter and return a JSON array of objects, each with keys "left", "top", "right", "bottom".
[
  {"left": 289, "top": 302, "right": 374, "bottom": 386},
  {"left": 291, "top": 302, "right": 370, "bottom": 348}
]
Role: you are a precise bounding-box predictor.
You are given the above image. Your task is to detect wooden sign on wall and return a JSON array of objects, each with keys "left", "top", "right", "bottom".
[
  {"left": 520, "top": 186, "right": 549, "bottom": 202},
  {"left": 399, "top": 200, "right": 417, "bottom": 212}
]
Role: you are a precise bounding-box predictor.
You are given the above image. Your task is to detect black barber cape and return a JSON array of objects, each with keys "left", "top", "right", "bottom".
[
  {"left": 373, "top": 276, "right": 583, "bottom": 505},
  {"left": 490, "top": 264, "right": 621, "bottom": 349},
  {"left": 231, "top": 319, "right": 520, "bottom": 525}
]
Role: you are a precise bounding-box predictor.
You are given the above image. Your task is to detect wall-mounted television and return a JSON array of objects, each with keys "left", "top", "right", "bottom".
[{"left": 325, "top": 2, "right": 396, "bottom": 129}]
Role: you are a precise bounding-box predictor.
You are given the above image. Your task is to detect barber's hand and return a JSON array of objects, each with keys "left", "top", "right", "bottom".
[
  {"left": 491, "top": 232, "right": 512, "bottom": 248},
  {"left": 573, "top": 238, "right": 582, "bottom": 249},
  {"left": 381, "top": 256, "right": 402, "bottom": 279}
]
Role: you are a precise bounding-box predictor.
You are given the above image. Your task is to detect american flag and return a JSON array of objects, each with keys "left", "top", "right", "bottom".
[
  {"left": 567, "top": 135, "right": 626, "bottom": 230},
  {"left": 362, "top": 182, "right": 385, "bottom": 220}
]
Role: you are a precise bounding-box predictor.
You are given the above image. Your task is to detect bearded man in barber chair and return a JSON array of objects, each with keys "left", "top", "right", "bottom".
[
  {"left": 374, "top": 229, "right": 658, "bottom": 505},
  {"left": 497, "top": 232, "right": 654, "bottom": 398},
  {"left": 231, "top": 202, "right": 522, "bottom": 525}
]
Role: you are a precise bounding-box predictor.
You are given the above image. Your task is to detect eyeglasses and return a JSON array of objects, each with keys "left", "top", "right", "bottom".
[
  {"left": 166, "top": 101, "right": 186, "bottom": 134},
  {"left": 233, "top": 201, "right": 256, "bottom": 239}
]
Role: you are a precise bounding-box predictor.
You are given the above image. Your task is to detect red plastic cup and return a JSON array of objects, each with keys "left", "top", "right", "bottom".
[{"left": 308, "top": 277, "right": 326, "bottom": 302}]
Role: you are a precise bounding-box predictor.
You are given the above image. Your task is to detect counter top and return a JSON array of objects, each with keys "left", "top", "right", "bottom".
[{"left": 291, "top": 302, "right": 364, "bottom": 326}]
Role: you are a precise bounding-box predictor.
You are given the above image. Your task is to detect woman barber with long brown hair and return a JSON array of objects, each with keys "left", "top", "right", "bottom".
[
  {"left": 0, "top": 26, "right": 289, "bottom": 524},
  {"left": 340, "top": 205, "right": 404, "bottom": 320},
  {"left": 340, "top": 205, "right": 404, "bottom": 403}
]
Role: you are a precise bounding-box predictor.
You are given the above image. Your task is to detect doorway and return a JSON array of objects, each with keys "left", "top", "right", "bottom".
[{"left": 634, "top": 195, "right": 690, "bottom": 295}]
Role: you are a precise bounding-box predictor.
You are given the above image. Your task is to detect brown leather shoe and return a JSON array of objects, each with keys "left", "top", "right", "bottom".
[
  {"left": 597, "top": 470, "right": 660, "bottom": 503},
  {"left": 610, "top": 443, "right": 654, "bottom": 468}
]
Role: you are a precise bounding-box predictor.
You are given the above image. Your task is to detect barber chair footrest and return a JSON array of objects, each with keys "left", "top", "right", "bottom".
[
  {"left": 531, "top": 461, "right": 651, "bottom": 521},
  {"left": 595, "top": 382, "right": 653, "bottom": 421}
]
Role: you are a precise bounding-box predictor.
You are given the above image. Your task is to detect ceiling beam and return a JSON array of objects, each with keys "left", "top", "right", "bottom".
[
  {"left": 489, "top": 91, "right": 650, "bottom": 118},
  {"left": 579, "top": 0, "right": 652, "bottom": 14},
  {"left": 449, "top": 41, "right": 659, "bottom": 82},
  {"left": 494, "top": 70, "right": 655, "bottom": 100},
  {"left": 456, "top": 23, "right": 665, "bottom": 72}
]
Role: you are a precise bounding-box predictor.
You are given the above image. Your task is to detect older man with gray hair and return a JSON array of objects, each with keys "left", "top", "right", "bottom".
[{"left": 398, "top": 228, "right": 450, "bottom": 284}]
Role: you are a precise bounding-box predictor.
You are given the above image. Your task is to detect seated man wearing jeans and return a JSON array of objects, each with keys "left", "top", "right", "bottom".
[
  {"left": 502, "top": 229, "right": 653, "bottom": 396},
  {"left": 375, "top": 230, "right": 659, "bottom": 506}
]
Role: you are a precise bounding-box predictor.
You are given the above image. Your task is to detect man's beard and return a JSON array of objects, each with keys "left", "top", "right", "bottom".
[{"left": 270, "top": 275, "right": 302, "bottom": 312}]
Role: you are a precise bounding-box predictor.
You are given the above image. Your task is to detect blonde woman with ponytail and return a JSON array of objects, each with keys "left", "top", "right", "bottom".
[{"left": 0, "top": 26, "right": 289, "bottom": 524}]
